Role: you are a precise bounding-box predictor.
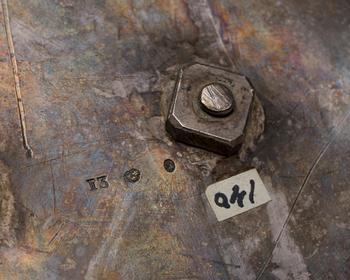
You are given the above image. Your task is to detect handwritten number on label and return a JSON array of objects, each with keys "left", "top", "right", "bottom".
[
  {"left": 249, "top": 179, "right": 255, "bottom": 203},
  {"left": 214, "top": 192, "right": 230, "bottom": 209},
  {"left": 215, "top": 179, "right": 255, "bottom": 209},
  {"left": 230, "top": 185, "right": 246, "bottom": 207},
  {"left": 206, "top": 169, "right": 271, "bottom": 221}
]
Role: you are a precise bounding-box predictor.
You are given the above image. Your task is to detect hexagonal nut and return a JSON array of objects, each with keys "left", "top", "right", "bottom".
[{"left": 166, "top": 62, "right": 254, "bottom": 155}]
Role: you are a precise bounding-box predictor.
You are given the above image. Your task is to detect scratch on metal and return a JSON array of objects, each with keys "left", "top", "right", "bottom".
[
  {"left": 49, "top": 160, "right": 57, "bottom": 214},
  {"left": 1, "top": 0, "right": 33, "bottom": 158},
  {"left": 256, "top": 109, "right": 350, "bottom": 280},
  {"left": 203, "top": 0, "right": 236, "bottom": 70}
]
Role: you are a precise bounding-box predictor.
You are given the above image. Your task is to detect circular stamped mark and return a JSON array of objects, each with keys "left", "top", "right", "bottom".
[
  {"left": 124, "top": 168, "right": 141, "bottom": 183},
  {"left": 163, "top": 159, "right": 176, "bottom": 172}
]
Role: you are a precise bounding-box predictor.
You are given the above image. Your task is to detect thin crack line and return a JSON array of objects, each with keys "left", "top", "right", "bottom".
[
  {"left": 1, "top": 0, "right": 33, "bottom": 158},
  {"left": 47, "top": 221, "right": 64, "bottom": 246},
  {"left": 256, "top": 109, "right": 350, "bottom": 280},
  {"left": 204, "top": 0, "right": 237, "bottom": 71},
  {"left": 49, "top": 160, "right": 57, "bottom": 215},
  {"left": 180, "top": 253, "right": 240, "bottom": 268}
]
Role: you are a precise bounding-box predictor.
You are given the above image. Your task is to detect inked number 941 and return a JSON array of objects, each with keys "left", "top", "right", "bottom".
[{"left": 214, "top": 179, "right": 255, "bottom": 209}]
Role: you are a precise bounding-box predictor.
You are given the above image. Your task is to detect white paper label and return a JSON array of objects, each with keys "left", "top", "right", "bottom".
[{"left": 205, "top": 169, "right": 271, "bottom": 221}]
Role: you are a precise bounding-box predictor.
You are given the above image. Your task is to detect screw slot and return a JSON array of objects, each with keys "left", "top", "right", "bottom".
[{"left": 199, "top": 83, "right": 234, "bottom": 117}]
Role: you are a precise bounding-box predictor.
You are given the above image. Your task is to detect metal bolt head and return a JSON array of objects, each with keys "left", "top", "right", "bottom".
[
  {"left": 166, "top": 62, "right": 254, "bottom": 155},
  {"left": 200, "top": 83, "right": 234, "bottom": 117}
]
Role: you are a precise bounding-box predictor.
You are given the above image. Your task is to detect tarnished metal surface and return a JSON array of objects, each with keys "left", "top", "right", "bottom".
[{"left": 0, "top": 0, "right": 350, "bottom": 279}]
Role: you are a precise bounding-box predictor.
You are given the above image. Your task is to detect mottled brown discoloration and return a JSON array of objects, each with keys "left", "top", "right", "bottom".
[
  {"left": 0, "top": 161, "right": 16, "bottom": 247},
  {"left": 1, "top": 0, "right": 350, "bottom": 279}
]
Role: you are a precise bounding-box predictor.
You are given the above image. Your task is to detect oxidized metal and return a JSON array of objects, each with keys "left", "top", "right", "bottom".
[
  {"left": 166, "top": 62, "right": 254, "bottom": 155},
  {"left": 1, "top": 0, "right": 350, "bottom": 279}
]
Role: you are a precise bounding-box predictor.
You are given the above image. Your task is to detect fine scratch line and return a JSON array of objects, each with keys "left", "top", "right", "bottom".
[
  {"left": 1, "top": 0, "right": 33, "bottom": 158},
  {"left": 256, "top": 109, "right": 350, "bottom": 280},
  {"left": 204, "top": 0, "right": 236, "bottom": 71}
]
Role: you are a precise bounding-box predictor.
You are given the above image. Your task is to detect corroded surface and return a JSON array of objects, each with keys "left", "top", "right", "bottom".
[{"left": 0, "top": 0, "right": 350, "bottom": 279}]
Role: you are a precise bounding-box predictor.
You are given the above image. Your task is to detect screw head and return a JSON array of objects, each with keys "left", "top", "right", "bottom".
[{"left": 199, "top": 83, "right": 234, "bottom": 117}]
